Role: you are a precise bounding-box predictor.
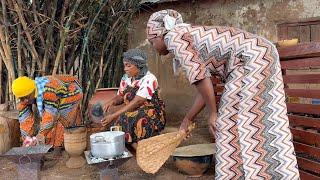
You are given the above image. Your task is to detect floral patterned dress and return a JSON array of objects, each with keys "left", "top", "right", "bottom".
[{"left": 113, "top": 71, "right": 166, "bottom": 144}]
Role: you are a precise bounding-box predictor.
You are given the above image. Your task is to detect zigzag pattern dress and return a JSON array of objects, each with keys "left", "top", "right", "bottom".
[
  {"left": 18, "top": 75, "right": 83, "bottom": 147},
  {"left": 164, "top": 25, "right": 299, "bottom": 179}
]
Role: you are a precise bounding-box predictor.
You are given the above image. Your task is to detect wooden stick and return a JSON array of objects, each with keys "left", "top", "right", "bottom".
[
  {"left": 0, "top": 35, "right": 14, "bottom": 108},
  {"left": 5, "top": 77, "right": 9, "bottom": 107},
  {"left": 59, "top": 0, "right": 69, "bottom": 76},
  {"left": 22, "top": 47, "right": 31, "bottom": 76},
  {"left": 17, "top": 24, "right": 23, "bottom": 76},
  {"left": 1, "top": 0, "right": 9, "bottom": 45},
  {"left": 13, "top": 0, "right": 42, "bottom": 71},
  {"left": 0, "top": 46, "right": 9, "bottom": 73},
  {"left": 0, "top": 55, "right": 2, "bottom": 103},
  {"left": 66, "top": 40, "right": 78, "bottom": 73},
  {"left": 0, "top": 26, "right": 15, "bottom": 81},
  {"left": 78, "top": 0, "right": 108, "bottom": 83},
  {"left": 52, "top": 0, "right": 82, "bottom": 75},
  {"left": 59, "top": 0, "right": 69, "bottom": 25},
  {"left": 0, "top": 26, "right": 12, "bottom": 65},
  {"left": 62, "top": 53, "right": 66, "bottom": 74},
  {"left": 8, "top": 76, "right": 14, "bottom": 109},
  {"left": 31, "top": 0, "right": 45, "bottom": 49},
  {"left": 42, "top": 0, "right": 57, "bottom": 75}
]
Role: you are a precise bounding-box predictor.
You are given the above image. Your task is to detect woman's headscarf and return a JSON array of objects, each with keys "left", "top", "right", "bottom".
[
  {"left": 12, "top": 76, "right": 36, "bottom": 98},
  {"left": 146, "top": 9, "right": 184, "bottom": 40},
  {"left": 123, "top": 49, "right": 148, "bottom": 79}
]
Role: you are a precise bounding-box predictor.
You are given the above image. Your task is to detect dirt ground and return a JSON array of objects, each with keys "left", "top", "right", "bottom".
[
  {"left": 0, "top": 151, "right": 215, "bottom": 180},
  {"left": 0, "top": 125, "right": 215, "bottom": 180}
]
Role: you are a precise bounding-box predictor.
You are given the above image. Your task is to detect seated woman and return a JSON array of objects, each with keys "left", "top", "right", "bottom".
[{"left": 101, "top": 48, "right": 166, "bottom": 150}]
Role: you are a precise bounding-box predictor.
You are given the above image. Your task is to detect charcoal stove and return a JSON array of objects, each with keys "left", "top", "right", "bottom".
[{"left": 84, "top": 149, "right": 133, "bottom": 180}]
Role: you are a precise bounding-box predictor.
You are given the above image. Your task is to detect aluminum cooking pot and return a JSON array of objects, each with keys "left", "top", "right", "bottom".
[{"left": 90, "top": 126, "right": 125, "bottom": 158}]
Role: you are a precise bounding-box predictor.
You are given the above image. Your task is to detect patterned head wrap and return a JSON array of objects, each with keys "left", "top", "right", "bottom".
[
  {"left": 123, "top": 49, "right": 148, "bottom": 79},
  {"left": 146, "top": 9, "right": 183, "bottom": 40}
]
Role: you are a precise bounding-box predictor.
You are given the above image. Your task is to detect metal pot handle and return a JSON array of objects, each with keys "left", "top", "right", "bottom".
[
  {"left": 94, "top": 135, "right": 105, "bottom": 142},
  {"left": 110, "top": 126, "right": 122, "bottom": 131}
]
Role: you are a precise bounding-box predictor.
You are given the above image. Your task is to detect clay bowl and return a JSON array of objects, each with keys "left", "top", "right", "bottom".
[
  {"left": 88, "top": 88, "right": 118, "bottom": 127},
  {"left": 172, "top": 143, "right": 215, "bottom": 177},
  {"left": 173, "top": 154, "right": 213, "bottom": 177}
]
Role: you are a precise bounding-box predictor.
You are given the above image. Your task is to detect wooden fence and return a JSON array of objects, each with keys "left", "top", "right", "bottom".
[{"left": 279, "top": 42, "right": 320, "bottom": 179}]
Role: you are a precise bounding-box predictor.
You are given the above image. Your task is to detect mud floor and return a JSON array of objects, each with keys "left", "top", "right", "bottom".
[
  {"left": 0, "top": 150, "right": 215, "bottom": 180},
  {"left": 0, "top": 125, "right": 215, "bottom": 180}
]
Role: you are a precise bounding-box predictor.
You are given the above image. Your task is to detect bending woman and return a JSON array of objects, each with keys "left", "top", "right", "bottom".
[
  {"left": 146, "top": 9, "right": 299, "bottom": 179},
  {"left": 12, "top": 75, "right": 83, "bottom": 147}
]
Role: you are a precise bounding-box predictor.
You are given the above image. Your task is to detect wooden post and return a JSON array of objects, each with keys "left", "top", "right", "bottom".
[{"left": 17, "top": 25, "right": 22, "bottom": 76}]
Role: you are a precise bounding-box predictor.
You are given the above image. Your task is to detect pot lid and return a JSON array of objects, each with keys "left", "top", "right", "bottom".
[
  {"left": 172, "top": 143, "right": 216, "bottom": 157},
  {"left": 90, "top": 131, "right": 125, "bottom": 139}
]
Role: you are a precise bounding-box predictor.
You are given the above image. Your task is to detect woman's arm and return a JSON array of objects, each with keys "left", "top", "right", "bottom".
[
  {"left": 101, "top": 95, "right": 146, "bottom": 126},
  {"left": 104, "top": 74, "right": 126, "bottom": 111},
  {"left": 185, "top": 92, "right": 206, "bottom": 121},
  {"left": 17, "top": 101, "right": 35, "bottom": 139},
  {"left": 104, "top": 95, "right": 124, "bottom": 112},
  {"left": 179, "top": 92, "right": 205, "bottom": 131},
  {"left": 194, "top": 78, "right": 217, "bottom": 136},
  {"left": 194, "top": 78, "right": 217, "bottom": 113},
  {"left": 180, "top": 78, "right": 217, "bottom": 135},
  {"left": 165, "top": 30, "right": 218, "bottom": 136},
  {"left": 111, "top": 95, "right": 124, "bottom": 106}
]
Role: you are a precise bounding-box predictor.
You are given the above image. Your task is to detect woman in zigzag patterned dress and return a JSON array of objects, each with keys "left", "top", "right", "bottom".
[{"left": 146, "top": 9, "right": 299, "bottom": 179}]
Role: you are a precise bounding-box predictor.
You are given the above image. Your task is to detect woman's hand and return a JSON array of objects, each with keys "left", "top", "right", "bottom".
[
  {"left": 103, "top": 100, "right": 114, "bottom": 113},
  {"left": 22, "top": 136, "right": 38, "bottom": 147},
  {"left": 208, "top": 113, "right": 217, "bottom": 137},
  {"left": 194, "top": 78, "right": 218, "bottom": 138},
  {"left": 101, "top": 114, "right": 118, "bottom": 126},
  {"left": 179, "top": 117, "right": 192, "bottom": 132},
  {"left": 36, "top": 134, "right": 45, "bottom": 145},
  {"left": 179, "top": 117, "right": 193, "bottom": 139},
  {"left": 101, "top": 96, "right": 146, "bottom": 127}
]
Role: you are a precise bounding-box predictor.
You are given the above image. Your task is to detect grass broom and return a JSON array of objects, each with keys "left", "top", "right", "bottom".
[{"left": 136, "top": 123, "right": 195, "bottom": 174}]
